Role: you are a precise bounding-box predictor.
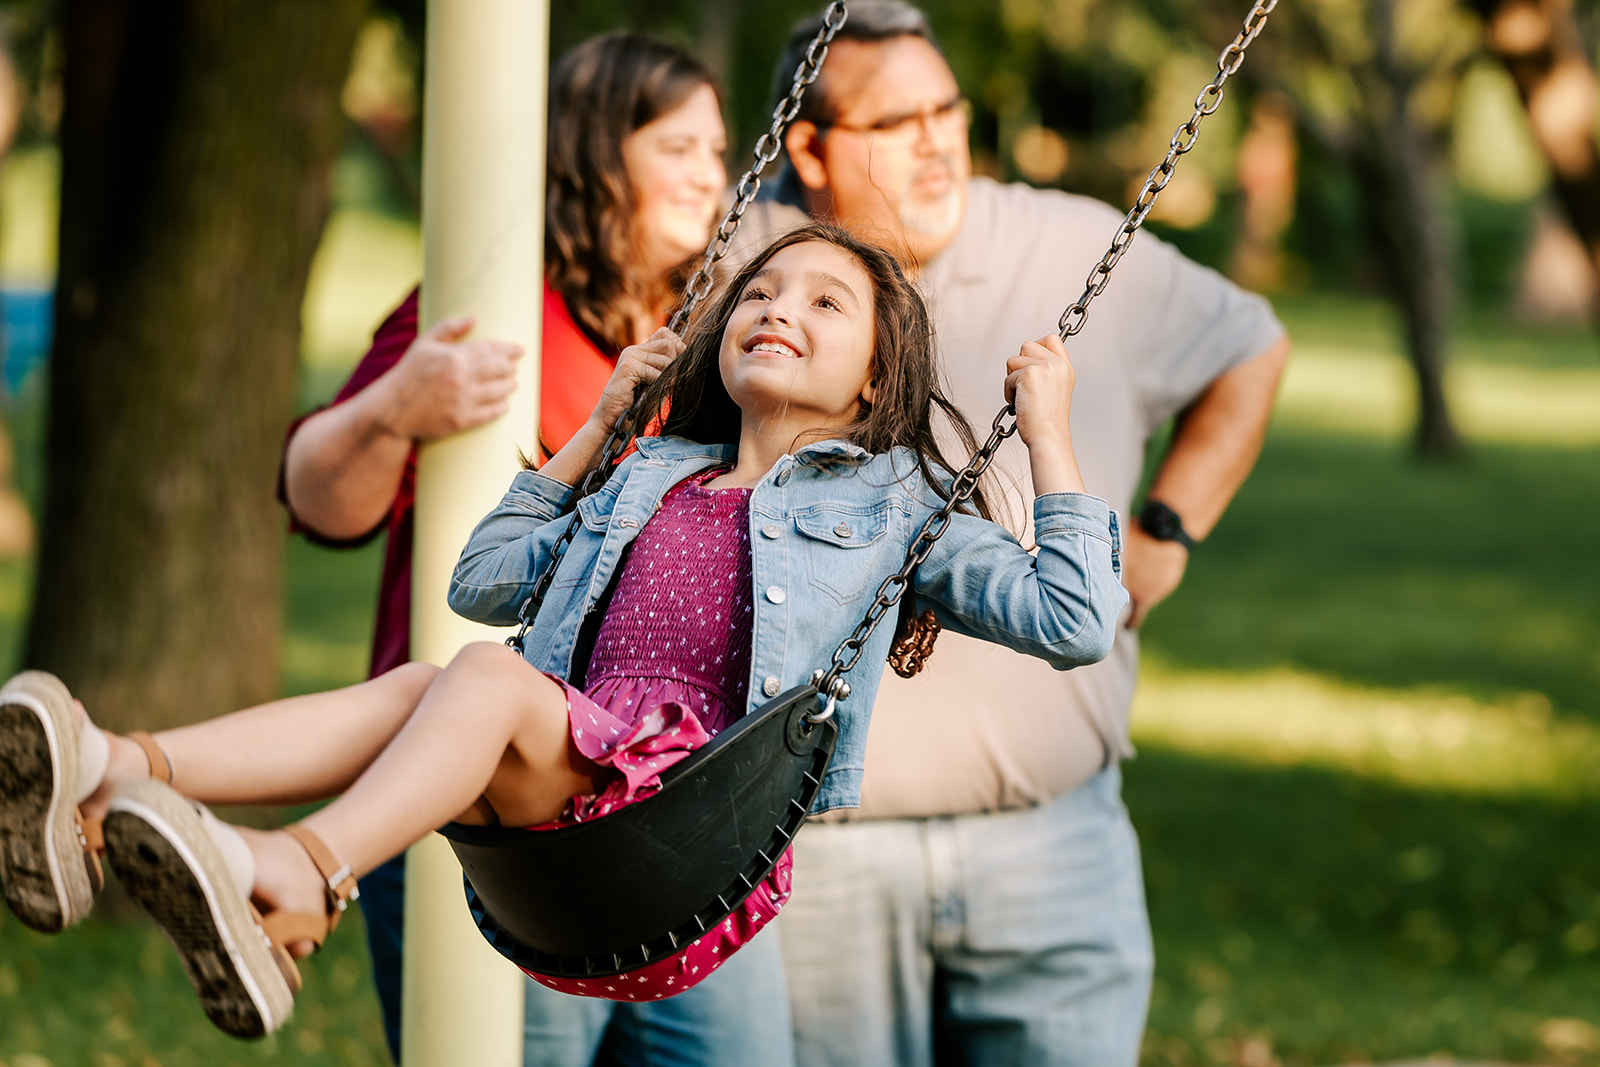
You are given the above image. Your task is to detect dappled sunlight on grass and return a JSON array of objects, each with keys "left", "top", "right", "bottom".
[
  {"left": 1132, "top": 297, "right": 1599, "bottom": 1065},
  {"left": 1132, "top": 659, "right": 1600, "bottom": 801},
  {"left": 1277, "top": 346, "right": 1600, "bottom": 447},
  {"left": 1139, "top": 430, "right": 1599, "bottom": 724}
]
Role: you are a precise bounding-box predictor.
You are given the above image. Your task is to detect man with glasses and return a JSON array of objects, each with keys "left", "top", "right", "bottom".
[{"left": 746, "top": 3, "right": 1290, "bottom": 1064}]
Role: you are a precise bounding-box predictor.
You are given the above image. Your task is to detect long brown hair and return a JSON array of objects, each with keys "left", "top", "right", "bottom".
[
  {"left": 545, "top": 33, "right": 720, "bottom": 351},
  {"left": 636, "top": 223, "right": 991, "bottom": 520}
]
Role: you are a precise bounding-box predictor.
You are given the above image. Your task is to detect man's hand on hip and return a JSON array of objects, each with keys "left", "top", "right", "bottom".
[{"left": 1121, "top": 525, "right": 1188, "bottom": 629}]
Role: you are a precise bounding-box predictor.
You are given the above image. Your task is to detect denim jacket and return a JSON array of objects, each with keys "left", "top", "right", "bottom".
[{"left": 449, "top": 436, "right": 1127, "bottom": 813}]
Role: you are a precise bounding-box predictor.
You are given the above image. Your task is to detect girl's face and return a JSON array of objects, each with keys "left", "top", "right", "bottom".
[
  {"left": 621, "top": 83, "right": 728, "bottom": 279},
  {"left": 719, "top": 241, "right": 878, "bottom": 435}
]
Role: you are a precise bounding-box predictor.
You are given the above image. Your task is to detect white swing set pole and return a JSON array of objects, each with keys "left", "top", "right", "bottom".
[{"left": 403, "top": 2, "right": 549, "bottom": 1064}]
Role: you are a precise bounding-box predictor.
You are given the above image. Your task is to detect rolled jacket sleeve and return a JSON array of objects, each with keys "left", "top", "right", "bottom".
[
  {"left": 447, "top": 469, "right": 581, "bottom": 626},
  {"left": 912, "top": 490, "right": 1127, "bottom": 669}
]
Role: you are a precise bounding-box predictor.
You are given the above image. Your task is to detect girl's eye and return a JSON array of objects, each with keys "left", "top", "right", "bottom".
[
  {"left": 743, "top": 287, "right": 770, "bottom": 301},
  {"left": 816, "top": 295, "right": 841, "bottom": 311}
]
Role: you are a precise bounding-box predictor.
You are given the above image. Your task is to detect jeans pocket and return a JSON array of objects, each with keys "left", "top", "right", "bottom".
[{"left": 794, "top": 503, "right": 891, "bottom": 606}]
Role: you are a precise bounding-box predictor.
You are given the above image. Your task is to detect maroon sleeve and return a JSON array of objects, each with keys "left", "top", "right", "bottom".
[{"left": 277, "top": 287, "right": 422, "bottom": 546}]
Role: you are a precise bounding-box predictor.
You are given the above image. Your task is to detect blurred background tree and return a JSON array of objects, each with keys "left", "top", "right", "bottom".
[{"left": 18, "top": 0, "right": 368, "bottom": 737}]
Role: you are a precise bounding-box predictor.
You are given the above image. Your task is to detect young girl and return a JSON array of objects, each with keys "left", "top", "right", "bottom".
[{"left": 0, "top": 224, "right": 1126, "bottom": 1040}]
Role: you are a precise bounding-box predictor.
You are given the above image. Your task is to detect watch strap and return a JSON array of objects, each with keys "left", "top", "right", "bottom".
[{"left": 1138, "top": 499, "right": 1196, "bottom": 549}]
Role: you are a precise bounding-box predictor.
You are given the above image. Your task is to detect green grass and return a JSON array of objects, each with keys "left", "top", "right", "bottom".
[
  {"left": 1126, "top": 299, "right": 1600, "bottom": 1066},
  {"left": 1, "top": 280, "right": 1598, "bottom": 1065}
]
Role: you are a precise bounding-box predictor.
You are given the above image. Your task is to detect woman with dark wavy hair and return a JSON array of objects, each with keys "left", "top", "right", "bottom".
[{"left": 274, "top": 33, "right": 786, "bottom": 1067}]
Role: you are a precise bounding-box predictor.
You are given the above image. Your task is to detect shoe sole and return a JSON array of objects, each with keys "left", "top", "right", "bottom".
[
  {"left": 104, "top": 780, "right": 294, "bottom": 1039},
  {"left": 0, "top": 671, "right": 92, "bottom": 932}
]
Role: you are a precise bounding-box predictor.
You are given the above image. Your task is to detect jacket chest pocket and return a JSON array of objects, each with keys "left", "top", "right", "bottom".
[{"left": 793, "top": 504, "right": 891, "bottom": 606}]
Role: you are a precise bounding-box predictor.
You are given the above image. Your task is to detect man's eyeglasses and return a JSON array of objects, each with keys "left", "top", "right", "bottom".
[{"left": 815, "top": 95, "right": 971, "bottom": 143}]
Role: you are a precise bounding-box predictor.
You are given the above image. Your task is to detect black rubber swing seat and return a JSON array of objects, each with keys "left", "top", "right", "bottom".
[{"left": 438, "top": 684, "right": 837, "bottom": 980}]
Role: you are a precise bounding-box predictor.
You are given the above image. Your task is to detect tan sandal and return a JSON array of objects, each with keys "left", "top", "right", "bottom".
[
  {"left": 103, "top": 780, "right": 356, "bottom": 1040},
  {"left": 0, "top": 670, "right": 171, "bottom": 933}
]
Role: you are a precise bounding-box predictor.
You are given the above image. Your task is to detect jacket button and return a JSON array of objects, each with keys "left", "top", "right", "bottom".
[
  {"left": 765, "top": 586, "right": 786, "bottom": 604},
  {"left": 761, "top": 523, "right": 782, "bottom": 539},
  {"left": 833, "top": 522, "right": 853, "bottom": 539},
  {"left": 762, "top": 675, "right": 781, "bottom": 697},
  {"left": 616, "top": 516, "right": 638, "bottom": 529},
  {"left": 775, "top": 468, "right": 792, "bottom": 487}
]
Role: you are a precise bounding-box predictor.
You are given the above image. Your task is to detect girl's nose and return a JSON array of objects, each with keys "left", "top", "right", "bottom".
[{"left": 760, "top": 302, "right": 793, "bottom": 326}]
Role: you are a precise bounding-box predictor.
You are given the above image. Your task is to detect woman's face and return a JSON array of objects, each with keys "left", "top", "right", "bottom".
[{"left": 621, "top": 83, "right": 727, "bottom": 279}]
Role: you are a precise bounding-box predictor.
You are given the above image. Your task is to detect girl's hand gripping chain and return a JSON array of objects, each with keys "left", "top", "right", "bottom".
[
  {"left": 589, "top": 327, "right": 685, "bottom": 434},
  {"left": 1005, "top": 335, "right": 1088, "bottom": 497},
  {"left": 541, "top": 327, "right": 685, "bottom": 487}
]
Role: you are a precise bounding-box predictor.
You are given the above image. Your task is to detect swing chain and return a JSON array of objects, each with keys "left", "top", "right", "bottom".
[
  {"left": 812, "top": 0, "right": 1277, "bottom": 701},
  {"left": 506, "top": 2, "right": 850, "bottom": 655},
  {"left": 811, "top": 403, "right": 1017, "bottom": 703},
  {"left": 668, "top": 0, "right": 850, "bottom": 335},
  {"left": 1056, "top": 0, "right": 1278, "bottom": 340}
]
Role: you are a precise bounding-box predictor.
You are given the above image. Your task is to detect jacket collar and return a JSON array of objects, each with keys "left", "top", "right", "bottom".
[
  {"left": 634, "top": 435, "right": 871, "bottom": 466},
  {"left": 633, "top": 436, "right": 736, "bottom": 462}
]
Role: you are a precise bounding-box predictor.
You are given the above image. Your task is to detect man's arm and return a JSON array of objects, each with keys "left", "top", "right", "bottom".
[
  {"left": 1123, "top": 332, "right": 1289, "bottom": 628},
  {"left": 283, "top": 316, "right": 523, "bottom": 540}
]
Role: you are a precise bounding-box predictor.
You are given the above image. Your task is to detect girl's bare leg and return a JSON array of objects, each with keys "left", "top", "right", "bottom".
[
  {"left": 246, "top": 642, "right": 594, "bottom": 947},
  {"left": 79, "top": 662, "right": 441, "bottom": 826}
]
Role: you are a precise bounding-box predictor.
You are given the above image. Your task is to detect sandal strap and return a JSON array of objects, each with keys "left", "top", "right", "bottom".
[
  {"left": 284, "top": 824, "right": 359, "bottom": 935},
  {"left": 260, "top": 908, "right": 332, "bottom": 952},
  {"left": 79, "top": 811, "right": 104, "bottom": 853},
  {"left": 127, "top": 731, "right": 172, "bottom": 784}
]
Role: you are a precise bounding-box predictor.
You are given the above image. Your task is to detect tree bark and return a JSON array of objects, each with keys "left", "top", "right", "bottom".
[
  {"left": 27, "top": 0, "right": 367, "bottom": 733},
  {"left": 1471, "top": 0, "right": 1600, "bottom": 308},
  {"left": 1354, "top": 0, "right": 1467, "bottom": 458}
]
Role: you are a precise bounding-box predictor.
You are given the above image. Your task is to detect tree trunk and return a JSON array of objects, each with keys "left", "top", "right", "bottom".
[
  {"left": 1355, "top": 0, "right": 1468, "bottom": 458},
  {"left": 26, "top": 0, "right": 367, "bottom": 734},
  {"left": 1472, "top": 0, "right": 1600, "bottom": 313}
]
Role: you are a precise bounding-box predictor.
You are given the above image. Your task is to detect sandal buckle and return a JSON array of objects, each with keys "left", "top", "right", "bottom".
[{"left": 326, "top": 864, "right": 358, "bottom": 911}]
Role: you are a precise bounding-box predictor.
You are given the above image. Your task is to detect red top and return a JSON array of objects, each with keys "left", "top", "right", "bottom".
[{"left": 280, "top": 283, "right": 619, "bottom": 678}]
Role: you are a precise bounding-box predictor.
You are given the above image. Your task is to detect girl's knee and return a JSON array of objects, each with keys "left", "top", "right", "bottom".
[
  {"left": 449, "top": 640, "right": 522, "bottom": 673},
  {"left": 380, "top": 660, "right": 441, "bottom": 697}
]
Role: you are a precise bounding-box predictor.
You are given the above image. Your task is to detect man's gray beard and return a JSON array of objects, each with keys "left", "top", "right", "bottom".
[{"left": 898, "top": 186, "right": 964, "bottom": 242}]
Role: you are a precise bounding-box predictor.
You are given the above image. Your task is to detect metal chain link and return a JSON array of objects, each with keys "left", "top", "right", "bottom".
[
  {"left": 812, "top": 0, "right": 1278, "bottom": 706},
  {"left": 1056, "top": 0, "right": 1277, "bottom": 340},
  {"left": 507, "top": 2, "right": 849, "bottom": 653}
]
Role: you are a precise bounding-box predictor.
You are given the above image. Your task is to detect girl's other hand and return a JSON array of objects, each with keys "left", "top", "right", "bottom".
[
  {"left": 590, "top": 327, "right": 684, "bottom": 432},
  {"left": 1004, "top": 335, "right": 1075, "bottom": 451}
]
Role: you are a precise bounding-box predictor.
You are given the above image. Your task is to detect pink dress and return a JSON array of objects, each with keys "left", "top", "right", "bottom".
[{"left": 524, "top": 467, "right": 794, "bottom": 1001}]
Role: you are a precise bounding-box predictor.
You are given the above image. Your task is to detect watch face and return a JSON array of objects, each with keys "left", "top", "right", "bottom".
[{"left": 1141, "top": 501, "right": 1186, "bottom": 544}]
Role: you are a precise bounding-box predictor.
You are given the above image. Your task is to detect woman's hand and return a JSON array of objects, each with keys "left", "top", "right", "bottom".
[
  {"left": 376, "top": 316, "right": 525, "bottom": 441},
  {"left": 1005, "top": 335, "right": 1087, "bottom": 496},
  {"left": 588, "top": 327, "right": 685, "bottom": 433}
]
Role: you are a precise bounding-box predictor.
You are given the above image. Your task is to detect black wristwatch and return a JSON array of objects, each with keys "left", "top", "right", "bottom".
[{"left": 1138, "top": 499, "right": 1197, "bottom": 550}]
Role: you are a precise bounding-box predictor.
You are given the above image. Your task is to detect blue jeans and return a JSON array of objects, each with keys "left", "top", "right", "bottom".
[
  {"left": 778, "top": 766, "right": 1154, "bottom": 1067},
  {"left": 358, "top": 855, "right": 796, "bottom": 1066}
]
